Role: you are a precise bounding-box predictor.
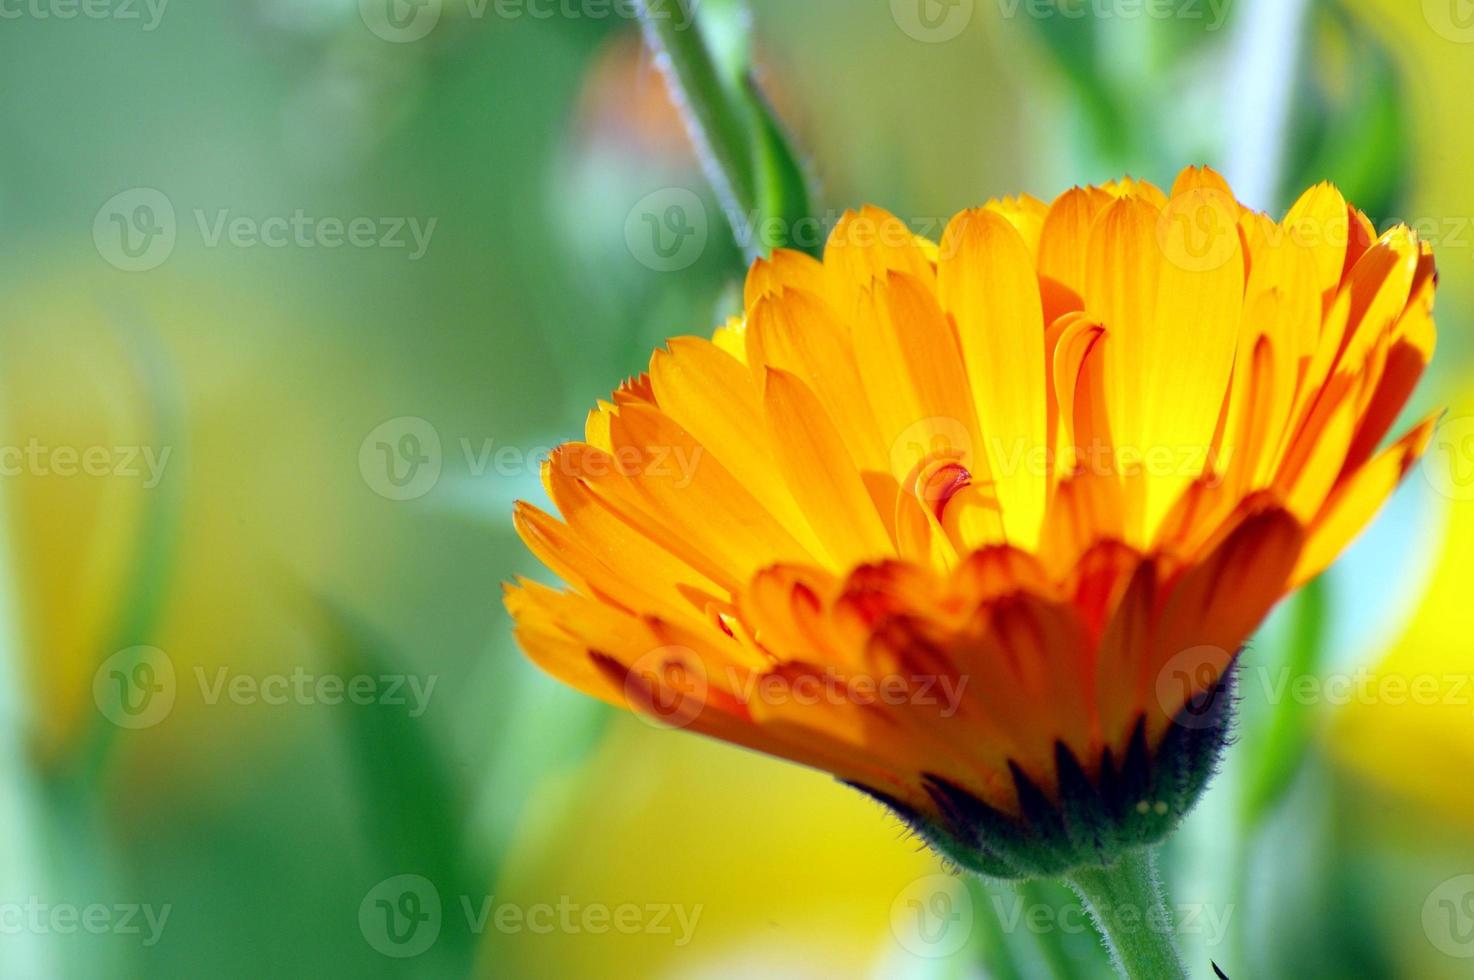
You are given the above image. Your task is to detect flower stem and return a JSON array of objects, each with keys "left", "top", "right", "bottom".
[
  {"left": 1066, "top": 849, "right": 1187, "bottom": 980},
  {"left": 0, "top": 474, "right": 55, "bottom": 975},
  {"left": 635, "top": 0, "right": 754, "bottom": 218},
  {"left": 633, "top": 0, "right": 815, "bottom": 262}
]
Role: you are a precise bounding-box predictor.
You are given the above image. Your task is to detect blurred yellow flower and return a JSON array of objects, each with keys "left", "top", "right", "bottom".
[
  {"left": 486, "top": 717, "right": 943, "bottom": 978},
  {"left": 508, "top": 166, "right": 1437, "bottom": 876},
  {"left": 0, "top": 271, "right": 384, "bottom": 791},
  {"left": 1331, "top": 402, "right": 1474, "bottom": 823},
  {"left": 0, "top": 297, "right": 159, "bottom": 763}
]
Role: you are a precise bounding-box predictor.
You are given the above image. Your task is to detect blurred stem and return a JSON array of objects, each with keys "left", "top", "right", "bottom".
[
  {"left": 1017, "top": 879, "right": 1077, "bottom": 979},
  {"left": 1066, "top": 849, "right": 1187, "bottom": 980},
  {"left": 1241, "top": 576, "right": 1329, "bottom": 826},
  {"left": 968, "top": 879, "right": 1026, "bottom": 980},
  {"left": 0, "top": 483, "right": 55, "bottom": 975},
  {"left": 1228, "top": 575, "right": 1331, "bottom": 972},
  {"left": 75, "top": 315, "right": 185, "bottom": 791},
  {"left": 635, "top": 0, "right": 814, "bottom": 263},
  {"left": 637, "top": 0, "right": 753, "bottom": 214}
]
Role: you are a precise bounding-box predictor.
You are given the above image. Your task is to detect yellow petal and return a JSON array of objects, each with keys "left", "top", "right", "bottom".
[
  {"left": 983, "top": 193, "right": 1049, "bottom": 258},
  {"left": 608, "top": 402, "right": 819, "bottom": 582},
  {"left": 747, "top": 289, "right": 889, "bottom": 472},
  {"left": 711, "top": 316, "right": 747, "bottom": 363},
  {"left": 1170, "top": 164, "right": 1234, "bottom": 198},
  {"left": 1291, "top": 415, "right": 1437, "bottom": 587},
  {"left": 762, "top": 368, "right": 894, "bottom": 566},
  {"left": 853, "top": 269, "right": 983, "bottom": 484},
  {"left": 743, "top": 247, "right": 827, "bottom": 310},
  {"left": 1039, "top": 185, "right": 1114, "bottom": 300},
  {"left": 1282, "top": 181, "right": 1351, "bottom": 304},
  {"left": 650, "top": 337, "right": 828, "bottom": 559},
  {"left": 823, "top": 206, "right": 934, "bottom": 318},
  {"left": 1151, "top": 181, "right": 1245, "bottom": 445},
  {"left": 938, "top": 208, "right": 1050, "bottom": 546}
]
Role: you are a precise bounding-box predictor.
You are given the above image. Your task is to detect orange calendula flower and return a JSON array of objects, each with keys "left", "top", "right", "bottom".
[{"left": 506, "top": 166, "right": 1437, "bottom": 878}]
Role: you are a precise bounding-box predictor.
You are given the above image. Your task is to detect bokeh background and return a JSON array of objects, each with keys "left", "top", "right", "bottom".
[{"left": 2, "top": 0, "right": 1473, "bottom": 976}]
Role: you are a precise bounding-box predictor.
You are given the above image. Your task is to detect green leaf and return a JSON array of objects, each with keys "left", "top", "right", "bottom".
[
  {"left": 1279, "top": 3, "right": 1410, "bottom": 220},
  {"left": 306, "top": 595, "right": 480, "bottom": 968},
  {"left": 62, "top": 311, "right": 187, "bottom": 794},
  {"left": 1022, "top": 8, "right": 1135, "bottom": 165},
  {"left": 746, "top": 74, "right": 818, "bottom": 256}
]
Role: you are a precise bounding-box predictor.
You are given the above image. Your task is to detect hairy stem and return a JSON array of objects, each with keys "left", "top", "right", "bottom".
[
  {"left": 635, "top": 0, "right": 758, "bottom": 256},
  {"left": 1066, "top": 849, "right": 1188, "bottom": 980}
]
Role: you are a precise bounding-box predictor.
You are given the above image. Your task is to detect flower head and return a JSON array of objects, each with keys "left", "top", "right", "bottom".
[{"left": 507, "top": 166, "right": 1437, "bottom": 877}]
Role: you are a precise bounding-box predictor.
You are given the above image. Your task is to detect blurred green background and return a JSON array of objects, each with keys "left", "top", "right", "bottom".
[{"left": 2, "top": 0, "right": 1474, "bottom": 976}]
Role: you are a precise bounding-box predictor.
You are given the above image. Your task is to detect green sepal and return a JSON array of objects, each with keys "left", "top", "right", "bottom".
[{"left": 849, "top": 666, "right": 1238, "bottom": 880}]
